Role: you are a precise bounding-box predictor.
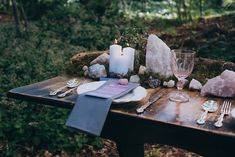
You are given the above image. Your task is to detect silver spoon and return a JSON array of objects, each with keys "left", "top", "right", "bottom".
[
  {"left": 197, "top": 100, "right": 218, "bottom": 125},
  {"left": 49, "top": 79, "right": 79, "bottom": 96},
  {"left": 57, "top": 82, "right": 80, "bottom": 98}
]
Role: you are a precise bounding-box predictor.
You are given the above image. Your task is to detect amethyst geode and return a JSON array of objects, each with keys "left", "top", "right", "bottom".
[{"left": 201, "top": 70, "right": 235, "bottom": 97}]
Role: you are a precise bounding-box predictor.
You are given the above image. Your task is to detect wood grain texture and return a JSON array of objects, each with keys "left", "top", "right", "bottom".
[{"left": 7, "top": 76, "right": 235, "bottom": 157}]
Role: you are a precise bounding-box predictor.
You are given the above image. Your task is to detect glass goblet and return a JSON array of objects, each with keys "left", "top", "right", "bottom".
[{"left": 169, "top": 49, "right": 195, "bottom": 103}]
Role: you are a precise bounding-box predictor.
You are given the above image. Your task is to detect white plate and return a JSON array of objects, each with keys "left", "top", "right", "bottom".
[{"left": 77, "top": 81, "right": 147, "bottom": 103}]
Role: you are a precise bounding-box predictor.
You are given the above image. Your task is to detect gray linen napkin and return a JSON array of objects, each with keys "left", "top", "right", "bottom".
[{"left": 66, "top": 80, "right": 139, "bottom": 136}]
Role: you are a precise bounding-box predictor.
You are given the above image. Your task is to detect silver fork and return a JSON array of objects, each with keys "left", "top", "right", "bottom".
[
  {"left": 49, "top": 79, "right": 79, "bottom": 96},
  {"left": 214, "top": 101, "right": 231, "bottom": 128}
]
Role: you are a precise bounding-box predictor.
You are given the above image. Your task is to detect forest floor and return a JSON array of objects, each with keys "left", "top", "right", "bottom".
[
  {"left": 41, "top": 139, "right": 200, "bottom": 157},
  {"left": 72, "top": 139, "right": 200, "bottom": 157}
]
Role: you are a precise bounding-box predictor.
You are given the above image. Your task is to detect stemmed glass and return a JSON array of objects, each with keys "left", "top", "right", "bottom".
[{"left": 169, "top": 49, "right": 195, "bottom": 103}]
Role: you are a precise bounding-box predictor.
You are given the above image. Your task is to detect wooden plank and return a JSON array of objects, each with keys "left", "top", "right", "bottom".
[{"left": 8, "top": 76, "right": 235, "bottom": 136}]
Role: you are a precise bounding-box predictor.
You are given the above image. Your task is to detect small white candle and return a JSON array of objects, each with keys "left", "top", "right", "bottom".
[
  {"left": 115, "top": 53, "right": 129, "bottom": 75},
  {"left": 109, "top": 44, "right": 122, "bottom": 73},
  {"left": 123, "top": 47, "right": 135, "bottom": 71}
]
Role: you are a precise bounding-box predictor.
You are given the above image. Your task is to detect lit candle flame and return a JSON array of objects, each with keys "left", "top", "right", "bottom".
[
  {"left": 127, "top": 43, "right": 130, "bottom": 46},
  {"left": 114, "top": 39, "right": 117, "bottom": 44}
]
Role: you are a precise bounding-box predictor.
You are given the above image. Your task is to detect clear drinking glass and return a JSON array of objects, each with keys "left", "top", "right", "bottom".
[{"left": 169, "top": 49, "right": 195, "bottom": 103}]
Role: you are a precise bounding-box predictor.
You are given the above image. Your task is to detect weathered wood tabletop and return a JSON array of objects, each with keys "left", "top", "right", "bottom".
[{"left": 7, "top": 76, "right": 235, "bottom": 157}]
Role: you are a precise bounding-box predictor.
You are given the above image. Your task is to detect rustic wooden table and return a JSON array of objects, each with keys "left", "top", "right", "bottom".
[{"left": 7, "top": 76, "right": 235, "bottom": 157}]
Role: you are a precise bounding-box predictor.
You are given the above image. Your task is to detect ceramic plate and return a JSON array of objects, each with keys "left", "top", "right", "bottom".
[{"left": 77, "top": 81, "right": 147, "bottom": 103}]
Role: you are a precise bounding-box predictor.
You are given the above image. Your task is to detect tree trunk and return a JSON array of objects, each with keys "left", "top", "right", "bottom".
[
  {"left": 144, "top": 0, "right": 148, "bottom": 12},
  {"left": 199, "top": 0, "right": 203, "bottom": 17},
  {"left": 167, "top": 0, "right": 174, "bottom": 14},
  {"left": 120, "top": 0, "right": 127, "bottom": 12},
  {"left": 175, "top": 0, "right": 182, "bottom": 23},
  {"left": 19, "top": 0, "right": 28, "bottom": 31},
  {"left": 12, "top": 0, "right": 21, "bottom": 36},
  {"left": 1, "top": 0, "right": 10, "bottom": 12},
  {"left": 188, "top": 0, "right": 193, "bottom": 21},
  {"left": 182, "top": 0, "right": 188, "bottom": 21}
]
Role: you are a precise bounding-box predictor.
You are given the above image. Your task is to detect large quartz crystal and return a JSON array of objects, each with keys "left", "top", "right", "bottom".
[
  {"left": 201, "top": 70, "right": 235, "bottom": 97},
  {"left": 146, "top": 34, "right": 173, "bottom": 77}
]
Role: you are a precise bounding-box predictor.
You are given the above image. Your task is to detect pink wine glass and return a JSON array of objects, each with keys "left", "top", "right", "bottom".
[{"left": 169, "top": 49, "right": 195, "bottom": 103}]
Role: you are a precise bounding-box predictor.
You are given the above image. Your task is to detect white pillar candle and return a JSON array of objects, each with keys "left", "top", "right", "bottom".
[
  {"left": 115, "top": 53, "right": 129, "bottom": 75},
  {"left": 109, "top": 44, "right": 122, "bottom": 73},
  {"left": 123, "top": 47, "right": 135, "bottom": 71}
]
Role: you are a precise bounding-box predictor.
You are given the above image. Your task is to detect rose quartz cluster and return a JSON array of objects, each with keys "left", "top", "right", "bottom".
[{"left": 201, "top": 70, "right": 235, "bottom": 97}]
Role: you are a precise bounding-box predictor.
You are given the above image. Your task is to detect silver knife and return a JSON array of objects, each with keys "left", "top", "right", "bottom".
[{"left": 136, "top": 92, "right": 163, "bottom": 114}]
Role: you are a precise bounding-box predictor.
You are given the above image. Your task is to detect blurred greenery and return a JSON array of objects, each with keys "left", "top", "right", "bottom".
[{"left": 0, "top": 0, "right": 235, "bottom": 156}]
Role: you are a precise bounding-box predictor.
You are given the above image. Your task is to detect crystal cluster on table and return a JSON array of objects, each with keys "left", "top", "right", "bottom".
[{"left": 201, "top": 70, "right": 235, "bottom": 97}]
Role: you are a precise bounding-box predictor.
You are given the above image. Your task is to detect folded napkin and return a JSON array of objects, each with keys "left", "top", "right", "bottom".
[{"left": 66, "top": 80, "right": 139, "bottom": 136}]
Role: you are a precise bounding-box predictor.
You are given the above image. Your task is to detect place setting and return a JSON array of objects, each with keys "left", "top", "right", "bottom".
[{"left": 48, "top": 78, "right": 148, "bottom": 104}]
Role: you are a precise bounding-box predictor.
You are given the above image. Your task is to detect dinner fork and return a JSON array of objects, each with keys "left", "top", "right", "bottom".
[{"left": 214, "top": 101, "right": 231, "bottom": 128}]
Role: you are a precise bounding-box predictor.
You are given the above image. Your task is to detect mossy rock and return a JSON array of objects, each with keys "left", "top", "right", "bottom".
[
  {"left": 65, "top": 51, "right": 108, "bottom": 76},
  {"left": 66, "top": 51, "right": 235, "bottom": 87}
]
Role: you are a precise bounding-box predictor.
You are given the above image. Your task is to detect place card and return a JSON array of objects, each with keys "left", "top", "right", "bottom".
[{"left": 85, "top": 80, "right": 139, "bottom": 99}]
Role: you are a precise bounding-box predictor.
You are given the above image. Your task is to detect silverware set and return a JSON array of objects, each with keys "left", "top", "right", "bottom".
[
  {"left": 49, "top": 79, "right": 80, "bottom": 98},
  {"left": 197, "top": 100, "right": 232, "bottom": 128}
]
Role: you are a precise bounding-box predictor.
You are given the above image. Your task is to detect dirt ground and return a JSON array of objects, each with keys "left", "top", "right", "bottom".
[{"left": 41, "top": 139, "right": 201, "bottom": 157}]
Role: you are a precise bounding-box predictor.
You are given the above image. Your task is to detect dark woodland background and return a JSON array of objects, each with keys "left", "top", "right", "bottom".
[{"left": 0, "top": 0, "right": 234, "bottom": 156}]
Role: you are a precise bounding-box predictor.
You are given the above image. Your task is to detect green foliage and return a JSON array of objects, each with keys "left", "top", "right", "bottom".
[
  {"left": 197, "top": 14, "right": 235, "bottom": 62},
  {"left": 198, "top": 38, "right": 235, "bottom": 62},
  {"left": 0, "top": 22, "right": 104, "bottom": 156}
]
